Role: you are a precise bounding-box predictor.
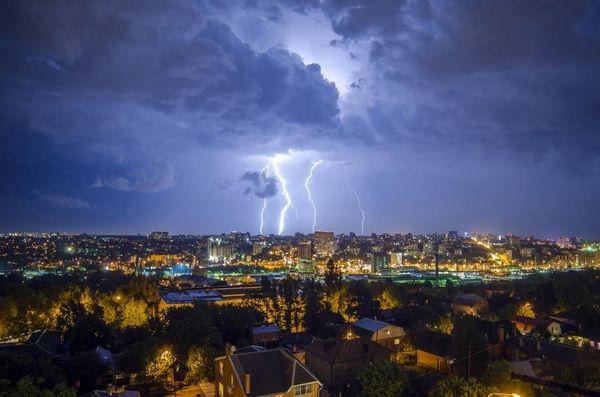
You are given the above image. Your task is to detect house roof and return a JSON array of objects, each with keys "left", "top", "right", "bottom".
[
  {"left": 228, "top": 348, "right": 319, "bottom": 397},
  {"left": 453, "top": 294, "right": 486, "bottom": 307},
  {"left": 352, "top": 318, "right": 389, "bottom": 333},
  {"left": 507, "top": 337, "right": 599, "bottom": 369},
  {"left": 0, "top": 330, "right": 62, "bottom": 357},
  {"left": 159, "top": 289, "right": 222, "bottom": 304},
  {"left": 415, "top": 330, "right": 452, "bottom": 358},
  {"left": 305, "top": 338, "right": 390, "bottom": 363},
  {"left": 251, "top": 324, "right": 280, "bottom": 334},
  {"left": 515, "top": 316, "right": 558, "bottom": 329}
]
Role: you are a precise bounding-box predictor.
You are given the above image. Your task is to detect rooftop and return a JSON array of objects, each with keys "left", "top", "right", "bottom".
[{"left": 227, "top": 348, "right": 320, "bottom": 397}]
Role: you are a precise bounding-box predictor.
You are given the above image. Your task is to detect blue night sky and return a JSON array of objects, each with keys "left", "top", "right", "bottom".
[{"left": 1, "top": 1, "right": 599, "bottom": 238}]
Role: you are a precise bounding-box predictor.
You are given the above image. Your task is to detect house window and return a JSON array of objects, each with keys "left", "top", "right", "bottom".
[
  {"left": 295, "top": 384, "right": 313, "bottom": 396},
  {"left": 394, "top": 339, "right": 400, "bottom": 345},
  {"left": 219, "top": 361, "right": 224, "bottom": 376},
  {"left": 218, "top": 382, "right": 224, "bottom": 397}
]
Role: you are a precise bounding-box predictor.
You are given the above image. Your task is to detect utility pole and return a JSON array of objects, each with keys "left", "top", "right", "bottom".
[{"left": 467, "top": 344, "right": 471, "bottom": 378}]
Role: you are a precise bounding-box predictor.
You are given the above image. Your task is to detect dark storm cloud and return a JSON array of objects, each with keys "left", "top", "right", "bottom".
[
  {"left": 1, "top": 0, "right": 599, "bottom": 236},
  {"left": 0, "top": 0, "right": 341, "bottom": 156},
  {"left": 241, "top": 170, "right": 279, "bottom": 199},
  {"left": 314, "top": 0, "right": 600, "bottom": 170}
]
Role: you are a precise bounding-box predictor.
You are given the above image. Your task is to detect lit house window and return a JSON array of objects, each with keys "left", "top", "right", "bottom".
[
  {"left": 394, "top": 339, "right": 400, "bottom": 345},
  {"left": 295, "top": 384, "right": 313, "bottom": 396},
  {"left": 219, "top": 361, "right": 224, "bottom": 375},
  {"left": 218, "top": 382, "right": 224, "bottom": 397}
]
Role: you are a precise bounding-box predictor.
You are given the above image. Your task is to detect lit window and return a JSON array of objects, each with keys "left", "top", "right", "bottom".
[
  {"left": 219, "top": 361, "right": 224, "bottom": 375},
  {"left": 218, "top": 382, "right": 224, "bottom": 397},
  {"left": 394, "top": 339, "right": 400, "bottom": 345}
]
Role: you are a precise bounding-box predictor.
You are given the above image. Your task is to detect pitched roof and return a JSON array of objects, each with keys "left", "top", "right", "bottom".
[
  {"left": 353, "top": 318, "right": 390, "bottom": 333},
  {"left": 251, "top": 324, "right": 280, "bottom": 334},
  {"left": 508, "top": 337, "right": 599, "bottom": 369},
  {"left": 0, "top": 330, "right": 62, "bottom": 357},
  {"left": 515, "top": 316, "right": 558, "bottom": 329},
  {"left": 229, "top": 348, "right": 319, "bottom": 397},
  {"left": 305, "top": 338, "right": 390, "bottom": 363}
]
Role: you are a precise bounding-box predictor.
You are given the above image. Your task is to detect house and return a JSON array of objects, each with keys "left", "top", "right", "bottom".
[
  {"left": 305, "top": 336, "right": 390, "bottom": 393},
  {"left": 351, "top": 318, "right": 405, "bottom": 350},
  {"left": 415, "top": 330, "right": 453, "bottom": 374},
  {"left": 0, "top": 330, "right": 62, "bottom": 358},
  {"left": 568, "top": 327, "right": 600, "bottom": 350},
  {"left": 507, "top": 336, "right": 599, "bottom": 370},
  {"left": 451, "top": 294, "right": 489, "bottom": 317},
  {"left": 474, "top": 318, "right": 516, "bottom": 359},
  {"left": 281, "top": 333, "right": 318, "bottom": 365},
  {"left": 214, "top": 345, "right": 321, "bottom": 397},
  {"left": 514, "top": 316, "right": 562, "bottom": 336},
  {"left": 249, "top": 324, "right": 280, "bottom": 347}
]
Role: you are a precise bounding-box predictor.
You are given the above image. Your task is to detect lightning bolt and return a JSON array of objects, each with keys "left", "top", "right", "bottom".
[
  {"left": 271, "top": 155, "right": 293, "bottom": 235},
  {"left": 344, "top": 163, "right": 366, "bottom": 235},
  {"left": 304, "top": 160, "right": 322, "bottom": 233},
  {"left": 259, "top": 165, "right": 270, "bottom": 235}
]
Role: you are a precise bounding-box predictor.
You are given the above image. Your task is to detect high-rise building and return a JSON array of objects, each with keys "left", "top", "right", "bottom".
[
  {"left": 312, "top": 231, "right": 336, "bottom": 257},
  {"left": 207, "top": 238, "right": 234, "bottom": 262},
  {"left": 389, "top": 252, "right": 403, "bottom": 267},
  {"left": 372, "top": 253, "right": 390, "bottom": 273},
  {"left": 298, "top": 240, "right": 312, "bottom": 260}
]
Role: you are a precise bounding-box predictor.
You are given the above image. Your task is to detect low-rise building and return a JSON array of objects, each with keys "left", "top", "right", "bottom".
[
  {"left": 249, "top": 325, "right": 280, "bottom": 347},
  {"left": 351, "top": 318, "right": 405, "bottom": 350},
  {"left": 415, "top": 330, "right": 453, "bottom": 374},
  {"left": 305, "top": 337, "right": 390, "bottom": 394},
  {"left": 214, "top": 346, "right": 321, "bottom": 397},
  {"left": 515, "top": 316, "right": 562, "bottom": 336}
]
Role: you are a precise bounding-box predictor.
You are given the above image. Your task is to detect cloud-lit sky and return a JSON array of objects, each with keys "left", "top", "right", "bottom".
[{"left": 1, "top": 1, "right": 599, "bottom": 238}]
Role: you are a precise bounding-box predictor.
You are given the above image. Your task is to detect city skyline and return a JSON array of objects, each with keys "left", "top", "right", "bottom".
[{"left": 2, "top": 1, "right": 600, "bottom": 238}]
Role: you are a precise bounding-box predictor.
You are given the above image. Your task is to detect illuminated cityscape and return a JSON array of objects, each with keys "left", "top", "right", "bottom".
[{"left": 1, "top": 1, "right": 600, "bottom": 397}]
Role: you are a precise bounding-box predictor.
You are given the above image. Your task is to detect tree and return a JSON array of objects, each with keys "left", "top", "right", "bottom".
[
  {"left": 55, "top": 300, "right": 87, "bottom": 333},
  {"left": 356, "top": 360, "right": 406, "bottom": 397},
  {"left": 430, "top": 375, "right": 490, "bottom": 397},
  {"left": 185, "top": 345, "right": 217, "bottom": 384},
  {"left": 208, "top": 304, "right": 261, "bottom": 345},
  {"left": 145, "top": 349, "right": 175, "bottom": 382},
  {"left": 481, "top": 360, "right": 512, "bottom": 388},
  {"left": 67, "top": 313, "right": 114, "bottom": 354},
  {"left": 451, "top": 315, "right": 489, "bottom": 377},
  {"left": 324, "top": 258, "right": 341, "bottom": 293},
  {"left": 0, "top": 351, "right": 67, "bottom": 389},
  {"left": 515, "top": 302, "right": 535, "bottom": 318},
  {"left": 303, "top": 280, "right": 324, "bottom": 335},
  {"left": 62, "top": 352, "right": 109, "bottom": 394},
  {"left": 0, "top": 376, "right": 76, "bottom": 397},
  {"left": 161, "top": 305, "right": 222, "bottom": 354},
  {"left": 347, "top": 280, "right": 379, "bottom": 320},
  {"left": 121, "top": 299, "right": 149, "bottom": 328},
  {"left": 378, "top": 287, "right": 400, "bottom": 310}
]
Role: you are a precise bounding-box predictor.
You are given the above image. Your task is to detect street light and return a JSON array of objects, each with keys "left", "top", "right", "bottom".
[{"left": 487, "top": 394, "right": 520, "bottom": 397}]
